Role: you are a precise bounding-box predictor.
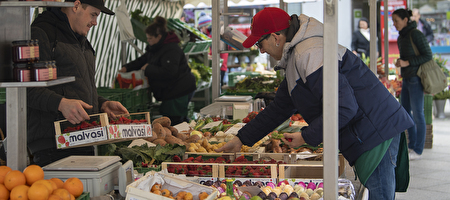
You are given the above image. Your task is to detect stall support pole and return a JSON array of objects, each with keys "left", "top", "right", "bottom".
[
  {"left": 211, "top": 0, "right": 221, "bottom": 101},
  {"left": 384, "top": 0, "right": 389, "bottom": 77},
  {"left": 323, "top": 0, "right": 339, "bottom": 199},
  {"left": 6, "top": 87, "right": 28, "bottom": 171},
  {"left": 369, "top": 0, "right": 378, "bottom": 74}
]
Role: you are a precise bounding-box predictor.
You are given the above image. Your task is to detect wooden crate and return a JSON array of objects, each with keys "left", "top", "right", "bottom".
[
  {"left": 278, "top": 154, "right": 346, "bottom": 180},
  {"left": 161, "top": 162, "right": 219, "bottom": 178}
]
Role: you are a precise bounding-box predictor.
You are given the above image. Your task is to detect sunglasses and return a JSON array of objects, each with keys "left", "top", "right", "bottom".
[{"left": 255, "top": 34, "right": 271, "bottom": 49}]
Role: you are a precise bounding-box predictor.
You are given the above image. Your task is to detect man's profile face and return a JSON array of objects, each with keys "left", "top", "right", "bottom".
[{"left": 71, "top": 4, "right": 101, "bottom": 36}]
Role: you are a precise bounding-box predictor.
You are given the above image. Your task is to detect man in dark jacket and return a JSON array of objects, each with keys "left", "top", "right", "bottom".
[
  {"left": 412, "top": 8, "right": 434, "bottom": 44},
  {"left": 29, "top": 0, "right": 128, "bottom": 166},
  {"left": 217, "top": 7, "right": 414, "bottom": 200}
]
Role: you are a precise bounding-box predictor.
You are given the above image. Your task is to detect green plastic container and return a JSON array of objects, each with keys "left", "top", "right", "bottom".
[
  {"left": 76, "top": 192, "right": 90, "bottom": 200},
  {"left": 424, "top": 94, "right": 433, "bottom": 125},
  {"left": 228, "top": 72, "right": 261, "bottom": 87},
  {"left": 0, "top": 88, "right": 5, "bottom": 104}
]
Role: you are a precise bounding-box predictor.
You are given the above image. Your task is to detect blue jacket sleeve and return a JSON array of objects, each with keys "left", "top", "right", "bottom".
[
  {"left": 301, "top": 69, "right": 359, "bottom": 146},
  {"left": 237, "top": 78, "right": 297, "bottom": 146}
]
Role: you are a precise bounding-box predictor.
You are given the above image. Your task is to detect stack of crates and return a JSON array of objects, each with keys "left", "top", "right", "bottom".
[
  {"left": 424, "top": 94, "right": 433, "bottom": 149},
  {"left": 97, "top": 87, "right": 151, "bottom": 114},
  {"left": 0, "top": 88, "right": 5, "bottom": 104}
]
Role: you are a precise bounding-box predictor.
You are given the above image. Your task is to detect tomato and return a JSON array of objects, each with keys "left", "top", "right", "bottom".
[{"left": 291, "top": 115, "right": 299, "bottom": 121}]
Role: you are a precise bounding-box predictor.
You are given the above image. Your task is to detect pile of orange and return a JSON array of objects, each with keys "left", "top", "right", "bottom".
[{"left": 0, "top": 165, "right": 84, "bottom": 200}]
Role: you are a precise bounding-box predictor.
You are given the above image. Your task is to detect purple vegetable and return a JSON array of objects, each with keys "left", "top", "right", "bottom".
[
  {"left": 214, "top": 180, "right": 222, "bottom": 188},
  {"left": 243, "top": 180, "right": 253, "bottom": 187},
  {"left": 217, "top": 186, "right": 225, "bottom": 193},
  {"left": 257, "top": 191, "right": 267, "bottom": 199},
  {"left": 279, "top": 192, "right": 288, "bottom": 200},
  {"left": 234, "top": 180, "right": 243, "bottom": 187},
  {"left": 277, "top": 180, "right": 289, "bottom": 187},
  {"left": 289, "top": 192, "right": 298, "bottom": 198},
  {"left": 204, "top": 180, "right": 213, "bottom": 186},
  {"left": 253, "top": 181, "right": 264, "bottom": 188},
  {"left": 268, "top": 192, "right": 277, "bottom": 200},
  {"left": 306, "top": 182, "right": 316, "bottom": 190},
  {"left": 318, "top": 182, "right": 323, "bottom": 189},
  {"left": 296, "top": 182, "right": 306, "bottom": 189},
  {"left": 267, "top": 182, "right": 276, "bottom": 189}
]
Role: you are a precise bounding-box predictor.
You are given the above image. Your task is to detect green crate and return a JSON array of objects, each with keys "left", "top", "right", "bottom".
[
  {"left": 97, "top": 88, "right": 135, "bottom": 110},
  {"left": 135, "top": 165, "right": 161, "bottom": 175},
  {"left": 424, "top": 94, "right": 433, "bottom": 125},
  {"left": 228, "top": 72, "right": 261, "bottom": 87},
  {"left": 0, "top": 88, "right": 5, "bottom": 104},
  {"left": 192, "top": 41, "right": 211, "bottom": 52},
  {"left": 183, "top": 42, "right": 195, "bottom": 53},
  {"left": 76, "top": 192, "right": 90, "bottom": 200}
]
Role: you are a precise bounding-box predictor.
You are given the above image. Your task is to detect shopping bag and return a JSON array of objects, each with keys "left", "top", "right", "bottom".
[
  {"left": 410, "top": 34, "right": 448, "bottom": 94},
  {"left": 395, "top": 132, "right": 409, "bottom": 192}
]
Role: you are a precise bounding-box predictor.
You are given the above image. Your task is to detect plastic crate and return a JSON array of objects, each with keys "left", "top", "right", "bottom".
[
  {"left": 0, "top": 88, "right": 5, "bottom": 104},
  {"left": 227, "top": 72, "right": 261, "bottom": 87},
  {"left": 97, "top": 88, "right": 135, "bottom": 110},
  {"left": 424, "top": 94, "right": 433, "bottom": 125}
]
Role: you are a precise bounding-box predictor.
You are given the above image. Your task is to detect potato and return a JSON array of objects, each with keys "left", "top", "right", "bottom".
[
  {"left": 164, "top": 127, "right": 172, "bottom": 136},
  {"left": 153, "top": 117, "right": 171, "bottom": 127},
  {"left": 175, "top": 132, "right": 188, "bottom": 141},
  {"left": 188, "top": 147, "right": 196, "bottom": 152},
  {"left": 152, "top": 138, "right": 167, "bottom": 146},
  {"left": 152, "top": 122, "right": 166, "bottom": 139},
  {"left": 185, "top": 135, "right": 200, "bottom": 143},
  {"left": 165, "top": 134, "right": 186, "bottom": 146},
  {"left": 168, "top": 126, "right": 179, "bottom": 135}
]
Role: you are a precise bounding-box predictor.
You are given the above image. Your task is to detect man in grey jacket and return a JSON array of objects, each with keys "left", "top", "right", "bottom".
[{"left": 29, "top": 0, "right": 128, "bottom": 166}]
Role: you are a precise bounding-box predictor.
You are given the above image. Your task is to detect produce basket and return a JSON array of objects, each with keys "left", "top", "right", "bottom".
[
  {"left": 76, "top": 192, "right": 90, "bottom": 200},
  {"left": 125, "top": 171, "right": 218, "bottom": 200},
  {"left": 228, "top": 71, "right": 261, "bottom": 87}
]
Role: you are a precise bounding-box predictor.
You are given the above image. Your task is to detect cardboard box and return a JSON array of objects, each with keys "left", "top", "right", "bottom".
[
  {"left": 278, "top": 154, "right": 346, "bottom": 179},
  {"left": 54, "top": 113, "right": 109, "bottom": 149},
  {"left": 54, "top": 112, "right": 152, "bottom": 149},
  {"left": 125, "top": 171, "right": 218, "bottom": 200}
]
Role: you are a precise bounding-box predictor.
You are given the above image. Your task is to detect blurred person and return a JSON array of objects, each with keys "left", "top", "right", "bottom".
[
  {"left": 30, "top": 0, "right": 129, "bottom": 166},
  {"left": 216, "top": 7, "right": 414, "bottom": 200},
  {"left": 351, "top": 17, "right": 378, "bottom": 58},
  {"left": 393, "top": 8, "right": 432, "bottom": 161},
  {"left": 120, "top": 16, "right": 196, "bottom": 125},
  {"left": 411, "top": 8, "right": 434, "bottom": 44},
  {"left": 198, "top": 12, "right": 229, "bottom": 86}
]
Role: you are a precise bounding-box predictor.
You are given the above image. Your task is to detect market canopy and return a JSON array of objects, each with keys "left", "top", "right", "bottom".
[{"left": 184, "top": 0, "right": 317, "bottom": 8}]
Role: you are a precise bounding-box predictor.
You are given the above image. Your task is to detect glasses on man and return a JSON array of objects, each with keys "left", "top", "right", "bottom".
[{"left": 255, "top": 34, "right": 271, "bottom": 49}]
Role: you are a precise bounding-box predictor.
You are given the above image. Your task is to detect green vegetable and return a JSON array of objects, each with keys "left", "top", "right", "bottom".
[
  {"left": 194, "top": 120, "right": 205, "bottom": 130},
  {"left": 274, "top": 119, "right": 291, "bottom": 132}
]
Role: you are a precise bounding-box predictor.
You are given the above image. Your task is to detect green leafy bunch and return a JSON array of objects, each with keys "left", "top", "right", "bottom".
[
  {"left": 101, "top": 143, "right": 186, "bottom": 167},
  {"left": 188, "top": 59, "right": 212, "bottom": 83},
  {"left": 434, "top": 54, "right": 449, "bottom": 76}
]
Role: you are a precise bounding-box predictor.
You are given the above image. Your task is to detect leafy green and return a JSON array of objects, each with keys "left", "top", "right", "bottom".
[
  {"left": 188, "top": 59, "right": 212, "bottom": 83},
  {"left": 102, "top": 143, "right": 186, "bottom": 167}
]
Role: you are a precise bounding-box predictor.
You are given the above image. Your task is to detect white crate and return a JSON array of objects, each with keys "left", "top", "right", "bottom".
[{"left": 126, "top": 171, "right": 218, "bottom": 200}]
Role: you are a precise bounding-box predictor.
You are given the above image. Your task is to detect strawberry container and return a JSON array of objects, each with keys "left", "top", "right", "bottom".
[
  {"left": 161, "top": 162, "right": 219, "bottom": 178},
  {"left": 54, "top": 113, "right": 109, "bottom": 149},
  {"left": 218, "top": 163, "right": 278, "bottom": 185},
  {"left": 106, "top": 112, "right": 152, "bottom": 140}
]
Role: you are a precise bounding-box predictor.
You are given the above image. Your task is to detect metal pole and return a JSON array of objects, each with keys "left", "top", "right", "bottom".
[
  {"left": 369, "top": 0, "right": 377, "bottom": 74},
  {"left": 211, "top": 0, "right": 221, "bottom": 101},
  {"left": 323, "top": 0, "right": 339, "bottom": 199},
  {"left": 384, "top": 0, "right": 389, "bottom": 77}
]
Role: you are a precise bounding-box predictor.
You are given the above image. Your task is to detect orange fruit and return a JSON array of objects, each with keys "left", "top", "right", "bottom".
[
  {"left": 69, "top": 194, "right": 75, "bottom": 200},
  {"left": 4, "top": 170, "right": 26, "bottom": 191},
  {"left": 50, "top": 178, "right": 64, "bottom": 189},
  {"left": 52, "top": 188, "right": 71, "bottom": 200},
  {"left": 48, "top": 179, "right": 58, "bottom": 191},
  {"left": 23, "top": 165, "right": 44, "bottom": 186},
  {"left": 63, "top": 177, "right": 83, "bottom": 198},
  {"left": 0, "top": 166, "right": 12, "bottom": 184},
  {"left": 28, "top": 183, "right": 49, "bottom": 200},
  {"left": 10, "top": 184, "right": 29, "bottom": 200},
  {"left": 0, "top": 184, "right": 9, "bottom": 200},
  {"left": 33, "top": 179, "right": 54, "bottom": 194},
  {"left": 48, "top": 194, "right": 63, "bottom": 200}
]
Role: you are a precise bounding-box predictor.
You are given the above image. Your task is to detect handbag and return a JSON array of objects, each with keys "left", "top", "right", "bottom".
[{"left": 410, "top": 34, "right": 448, "bottom": 94}]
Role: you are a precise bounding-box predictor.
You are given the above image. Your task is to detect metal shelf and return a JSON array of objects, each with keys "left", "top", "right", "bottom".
[
  {"left": 0, "top": 76, "right": 75, "bottom": 88},
  {"left": 0, "top": 1, "right": 73, "bottom": 7},
  {"left": 221, "top": 12, "right": 250, "bottom": 16}
]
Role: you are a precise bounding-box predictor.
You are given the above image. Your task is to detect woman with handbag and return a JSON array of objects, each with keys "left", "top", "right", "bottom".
[{"left": 392, "top": 8, "right": 433, "bottom": 160}]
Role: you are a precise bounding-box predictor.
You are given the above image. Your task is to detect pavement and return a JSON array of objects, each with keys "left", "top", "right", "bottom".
[{"left": 345, "top": 99, "right": 450, "bottom": 199}]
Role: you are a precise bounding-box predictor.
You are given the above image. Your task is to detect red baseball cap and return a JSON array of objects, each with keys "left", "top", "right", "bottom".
[{"left": 242, "top": 7, "right": 291, "bottom": 48}]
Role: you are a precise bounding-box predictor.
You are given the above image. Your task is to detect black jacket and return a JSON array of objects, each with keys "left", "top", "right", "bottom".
[
  {"left": 351, "top": 30, "right": 371, "bottom": 57},
  {"left": 123, "top": 32, "right": 196, "bottom": 101},
  {"left": 418, "top": 18, "right": 434, "bottom": 43},
  {"left": 397, "top": 21, "right": 433, "bottom": 79},
  {"left": 28, "top": 8, "right": 108, "bottom": 153}
]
